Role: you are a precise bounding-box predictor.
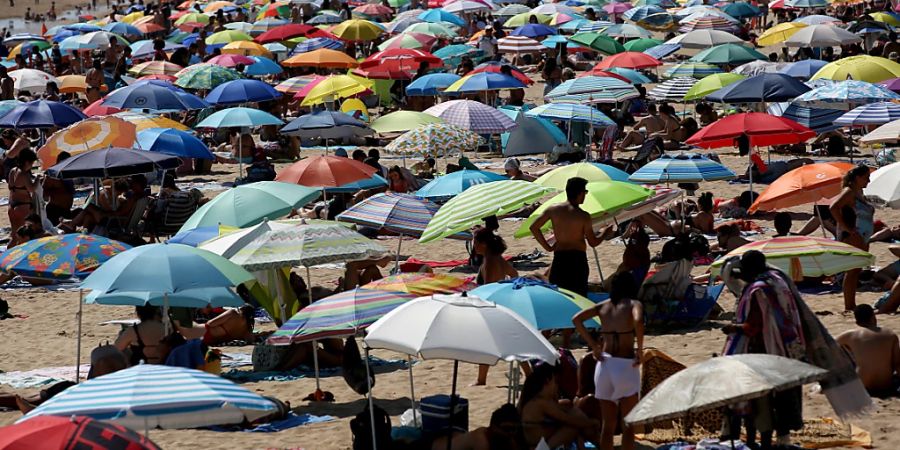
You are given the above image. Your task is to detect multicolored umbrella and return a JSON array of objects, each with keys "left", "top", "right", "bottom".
[
  {"left": 526, "top": 102, "right": 616, "bottom": 126},
  {"left": 129, "top": 60, "right": 183, "bottom": 76},
  {"left": 470, "top": 278, "right": 600, "bottom": 330},
  {"left": 420, "top": 180, "right": 552, "bottom": 243},
  {"left": 0, "top": 416, "right": 160, "bottom": 450},
  {"left": 180, "top": 181, "right": 320, "bottom": 231},
  {"left": 793, "top": 79, "right": 900, "bottom": 109},
  {"left": 274, "top": 75, "right": 324, "bottom": 94},
  {"left": 812, "top": 55, "right": 900, "bottom": 83},
  {"left": 679, "top": 15, "right": 736, "bottom": 32},
  {"left": 222, "top": 40, "right": 272, "bottom": 57},
  {"left": 628, "top": 153, "right": 737, "bottom": 183},
  {"left": 37, "top": 116, "right": 137, "bottom": 169},
  {"left": 405, "top": 72, "right": 461, "bottom": 95},
  {"left": 385, "top": 123, "right": 481, "bottom": 155},
  {"left": 709, "top": 236, "right": 873, "bottom": 280},
  {"left": 545, "top": 76, "right": 640, "bottom": 103},
  {"left": 424, "top": 99, "right": 518, "bottom": 133},
  {"left": 205, "top": 29, "right": 254, "bottom": 45},
  {"left": 497, "top": 35, "right": 546, "bottom": 54},
  {"left": 444, "top": 72, "right": 526, "bottom": 93},
  {"left": 767, "top": 102, "right": 844, "bottom": 133},
  {"left": 267, "top": 288, "right": 418, "bottom": 344},
  {"left": 299, "top": 74, "right": 373, "bottom": 106},
  {"left": 363, "top": 273, "right": 477, "bottom": 296},
  {"left": 378, "top": 32, "right": 435, "bottom": 51},
  {"left": 336, "top": 192, "right": 445, "bottom": 238},
  {"left": 748, "top": 162, "right": 855, "bottom": 213},
  {"left": 0, "top": 234, "right": 130, "bottom": 280}
]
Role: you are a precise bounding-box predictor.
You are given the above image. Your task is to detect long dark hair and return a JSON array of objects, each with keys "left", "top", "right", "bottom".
[
  {"left": 517, "top": 364, "right": 556, "bottom": 412},
  {"left": 609, "top": 272, "right": 638, "bottom": 305},
  {"left": 843, "top": 164, "right": 869, "bottom": 189},
  {"left": 474, "top": 226, "right": 507, "bottom": 256}
]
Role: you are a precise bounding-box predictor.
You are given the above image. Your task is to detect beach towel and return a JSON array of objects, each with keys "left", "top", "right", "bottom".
[
  {"left": 0, "top": 365, "right": 91, "bottom": 389},
  {"left": 221, "top": 356, "right": 411, "bottom": 383},
  {"left": 221, "top": 352, "right": 253, "bottom": 368},
  {"left": 208, "top": 413, "right": 335, "bottom": 432}
]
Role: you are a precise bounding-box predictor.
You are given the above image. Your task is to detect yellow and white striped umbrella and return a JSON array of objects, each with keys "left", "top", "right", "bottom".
[{"left": 37, "top": 116, "right": 137, "bottom": 169}]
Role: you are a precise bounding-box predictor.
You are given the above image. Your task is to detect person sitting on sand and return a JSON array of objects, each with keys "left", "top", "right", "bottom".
[
  {"left": 504, "top": 158, "right": 536, "bottom": 182},
  {"left": 430, "top": 403, "right": 526, "bottom": 450},
  {"left": 713, "top": 223, "right": 750, "bottom": 255},
  {"left": 604, "top": 221, "right": 650, "bottom": 291},
  {"left": 517, "top": 364, "right": 601, "bottom": 450},
  {"left": 671, "top": 192, "right": 714, "bottom": 235},
  {"left": 837, "top": 305, "right": 900, "bottom": 397},
  {"left": 473, "top": 226, "right": 518, "bottom": 386},
  {"left": 773, "top": 212, "right": 794, "bottom": 237},
  {"left": 177, "top": 304, "right": 256, "bottom": 346},
  {"left": 115, "top": 305, "right": 171, "bottom": 365},
  {"left": 615, "top": 104, "right": 666, "bottom": 152}
]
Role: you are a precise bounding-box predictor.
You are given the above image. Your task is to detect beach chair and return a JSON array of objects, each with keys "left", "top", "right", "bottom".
[
  {"left": 145, "top": 190, "right": 202, "bottom": 241},
  {"left": 618, "top": 137, "right": 663, "bottom": 173},
  {"left": 102, "top": 196, "right": 150, "bottom": 246}
]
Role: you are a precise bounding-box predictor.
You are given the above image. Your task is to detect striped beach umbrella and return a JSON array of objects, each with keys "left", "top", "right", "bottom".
[
  {"left": 525, "top": 102, "right": 616, "bottom": 126},
  {"left": 386, "top": 123, "right": 481, "bottom": 155},
  {"left": 664, "top": 62, "right": 722, "bottom": 79},
  {"left": 129, "top": 60, "right": 183, "bottom": 76},
  {"left": 420, "top": 180, "right": 553, "bottom": 243},
  {"left": 709, "top": 236, "right": 873, "bottom": 280},
  {"left": 579, "top": 20, "right": 615, "bottom": 32},
  {"left": 628, "top": 153, "right": 737, "bottom": 183},
  {"left": 648, "top": 77, "right": 698, "bottom": 101},
  {"left": 363, "top": 273, "right": 477, "bottom": 296},
  {"left": 268, "top": 288, "right": 418, "bottom": 345},
  {"left": 275, "top": 75, "right": 325, "bottom": 94},
  {"left": 37, "top": 116, "right": 137, "bottom": 169},
  {"left": 545, "top": 76, "right": 640, "bottom": 104},
  {"left": 17, "top": 365, "right": 276, "bottom": 430},
  {"left": 623, "top": 5, "right": 665, "bottom": 22},
  {"left": 679, "top": 15, "right": 737, "bottom": 32},
  {"left": 336, "top": 192, "right": 445, "bottom": 237},
  {"left": 834, "top": 102, "right": 900, "bottom": 126},
  {"left": 289, "top": 37, "right": 344, "bottom": 55},
  {"left": 767, "top": 102, "right": 843, "bottom": 133},
  {"left": 497, "top": 35, "right": 546, "bottom": 54},
  {"left": 424, "top": 100, "right": 518, "bottom": 133}
]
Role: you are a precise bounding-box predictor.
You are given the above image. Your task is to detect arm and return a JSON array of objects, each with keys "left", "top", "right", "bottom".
[
  {"left": 504, "top": 260, "right": 518, "bottom": 279},
  {"left": 573, "top": 306, "right": 602, "bottom": 359},
  {"left": 530, "top": 208, "right": 555, "bottom": 253},
  {"left": 632, "top": 300, "right": 644, "bottom": 366},
  {"left": 584, "top": 214, "right": 603, "bottom": 248},
  {"left": 542, "top": 400, "right": 597, "bottom": 428},
  {"left": 829, "top": 188, "right": 853, "bottom": 234},
  {"left": 114, "top": 327, "right": 134, "bottom": 351}
]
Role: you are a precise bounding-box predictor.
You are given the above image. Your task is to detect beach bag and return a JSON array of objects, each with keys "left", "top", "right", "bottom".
[
  {"left": 342, "top": 336, "right": 375, "bottom": 395},
  {"left": 252, "top": 343, "right": 292, "bottom": 372},
  {"left": 350, "top": 404, "right": 392, "bottom": 450}
]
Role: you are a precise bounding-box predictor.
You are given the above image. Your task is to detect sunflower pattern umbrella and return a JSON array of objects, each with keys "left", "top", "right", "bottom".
[
  {"left": 37, "top": 116, "right": 137, "bottom": 169},
  {"left": 385, "top": 123, "right": 481, "bottom": 155},
  {"left": 0, "top": 234, "right": 130, "bottom": 280}
]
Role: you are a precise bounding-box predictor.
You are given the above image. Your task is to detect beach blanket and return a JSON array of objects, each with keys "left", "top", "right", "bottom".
[
  {"left": 0, "top": 365, "right": 91, "bottom": 389},
  {"left": 208, "top": 413, "right": 335, "bottom": 432},
  {"left": 221, "top": 356, "right": 410, "bottom": 383},
  {"left": 221, "top": 352, "right": 253, "bottom": 369},
  {"left": 177, "top": 181, "right": 230, "bottom": 192},
  {"left": 1, "top": 278, "right": 82, "bottom": 291}
]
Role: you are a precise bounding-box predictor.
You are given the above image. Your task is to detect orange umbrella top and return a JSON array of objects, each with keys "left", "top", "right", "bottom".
[
  {"left": 37, "top": 116, "right": 137, "bottom": 169},
  {"left": 57, "top": 75, "right": 107, "bottom": 94},
  {"left": 282, "top": 48, "right": 359, "bottom": 69},
  {"left": 275, "top": 155, "right": 377, "bottom": 187},
  {"left": 748, "top": 162, "right": 857, "bottom": 213}
]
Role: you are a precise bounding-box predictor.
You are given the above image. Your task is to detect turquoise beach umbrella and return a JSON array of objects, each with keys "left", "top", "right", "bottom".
[
  {"left": 195, "top": 107, "right": 283, "bottom": 128},
  {"left": 179, "top": 181, "right": 321, "bottom": 231}
]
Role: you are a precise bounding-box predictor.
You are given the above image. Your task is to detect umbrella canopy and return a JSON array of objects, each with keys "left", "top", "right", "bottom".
[
  {"left": 569, "top": 32, "right": 626, "bottom": 55},
  {"left": 685, "top": 112, "right": 816, "bottom": 148},
  {"left": 683, "top": 73, "right": 745, "bottom": 100},
  {"left": 206, "top": 54, "right": 256, "bottom": 67},
  {"left": 795, "top": 80, "right": 900, "bottom": 109},
  {"left": 593, "top": 51, "right": 661, "bottom": 69},
  {"left": 336, "top": 192, "right": 445, "bottom": 237},
  {"left": 276, "top": 155, "right": 377, "bottom": 188},
  {"left": 181, "top": 182, "right": 319, "bottom": 232},
  {"left": 8, "top": 68, "right": 59, "bottom": 94},
  {"left": 18, "top": 365, "right": 275, "bottom": 429},
  {"left": 706, "top": 73, "right": 810, "bottom": 103},
  {"left": 666, "top": 29, "right": 744, "bottom": 48},
  {"left": 0, "top": 234, "right": 130, "bottom": 280},
  {"left": 385, "top": 123, "right": 481, "bottom": 155},
  {"left": 420, "top": 180, "right": 552, "bottom": 243},
  {"left": 136, "top": 128, "right": 214, "bottom": 159},
  {"left": 648, "top": 77, "right": 698, "bottom": 101},
  {"left": 174, "top": 64, "right": 243, "bottom": 90},
  {"left": 371, "top": 110, "right": 444, "bottom": 133},
  {"left": 526, "top": 102, "right": 616, "bottom": 126},
  {"left": 864, "top": 161, "right": 900, "bottom": 207},
  {"left": 470, "top": 278, "right": 600, "bottom": 330},
  {"left": 0, "top": 100, "right": 87, "bottom": 129},
  {"left": 497, "top": 36, "right": 546, "bottom": 54},
  {"left": 378, "top": 31, "right": 435, "bottom": 51},
  {"left": 415, "top": 169, "right": 507, "bottom": 202},
  {"left": 779, "top": 59, "right": 829, "bottom": 80},
  {"left": 784, "top": 24, "right": 861, "bottom": 47},
  {"left": 37, "top": 116, "right": 137, "bottom": 169},
  {"left": 500, "top": 107, "right": 567, "bottom": 157},
  {"left": 603, "top": 23, "right": 653, "bottom": 39},
  {"left": 299, "top": 75, "right": 373, "bottom": 106},
  {"left": 835, "top": 102, "right": 900, "bottom": 126},
  {"left": 545, "top": 76, "right": 640, "bottom": 103},
  {"left": 623, "top": 37, "right": 663, "bottom": 52},
  {"left": 534, "top": 162, "right": 630, "bottom": 189},
  {"left": 625, "top": 354, "right": 827, "bottom": 426},
  {"left": 45, "top": 147, "right": 181, "bottom": 179},
  {"left": 690, "top": 43, "right": 766, "bottom": 65},
  {"left": 129, "top": 60, "right": 183, "bottom": 77},
  {"left": 102, "top": 80, "right": 209, "bottom": 111},
  {"left": 111, "top": 111, "right": 189, "bottom": 132},
  {"left": 709, "top": 236, "right": 873, "bottom": 280},
  {"left": 268, "top": 288, "right": 417, "bottom": 344},
  {"left": 424, "top": 99, "right": 518, "bottom": 134},
  {"left": 255, "top": 23, "right": 335, "bottom": 43},
  {"left": 748, "top": 162, "right": 855, "bottom": 212},
  {"left": 274, "top": 75, "right": 325, "bottom": 94},
  {"left": 330, "top": 19, "right": 385, "bottom": 41},
  {"left": 404, "top": 72, "right": 461, "bottom": 96},
  {"left": 195, "top": 107, "right": 283, "bottom": 128},
  {"left": 364, "top": 273, "right": 476, "bottom": 296},
  {"left": 82, "top": 243, "right": 254, "bottom": 307},
  {"left": 767, "top": 102, "right": 844, "bottom": 133},
  {"left": 444, "top": 72, "right": 526, "bottom": 93},
  {"left": 679, "top": 15, "right": 737, "bottom": 33},
  {"left": 0, "top": 415, "right": 160, "bottom": 450},
  {"left": 290, "top": 37, "right": 344, "bottom": 55},
  {"left": 722, "top": 2, "right": 761, "bottom": 18},
  {"left": 664, "top": 62, "right": 722, "bottom": 79},
  {"left": 282, "top": 48, "right": 359, "bottom": 68},
  {"left": 629, "top": 153, "right": 737, "bottom": 183},
  {"left": 365, "top": 293, "right": 558, "bottom": 365},
  {"left": 812, "top": 55, "right": 900, "bottom": 83},
  {"left": 280, "top": 110, "right": 371, "bottom": 139}
]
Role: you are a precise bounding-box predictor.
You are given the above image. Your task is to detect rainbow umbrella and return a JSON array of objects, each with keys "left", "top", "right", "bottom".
[
  {"left": 274, "top": 75, "right": 325, "bottom": 94},
  {"left": 0, "top": 234, "right": 130, "bottom": 280},
  {"left": 336, "top": 192, "right": 445, "bottom": 237},
  {"left": 709, "top": 236, "right": 873, "bottom": 281},
  {"left": 37, "top": 116, "right": 137, "bottom": 169},
  {"left": 363, "top": 273, "right": 476, "bottom": 296}
]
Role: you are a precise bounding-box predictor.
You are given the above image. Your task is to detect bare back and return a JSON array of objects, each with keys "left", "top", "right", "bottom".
[
  {"left": 837, "top": 327, "right": 900, "bottom": 392},
  {"left": 635, "top": 115, "right": 665, "bottom": 134},
  {"left": 597, "top": 300, "right": 642, "bottom": 359},
  {"left": 545, "top": 203, "right": 593, "bottom": 252}
]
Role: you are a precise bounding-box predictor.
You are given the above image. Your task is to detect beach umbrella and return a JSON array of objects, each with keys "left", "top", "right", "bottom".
[
  {"left": 250, "top": 18, "right": 289, "bottom": 35},
  {"left": 709, "top": 237, "right": 873, "bottom": 281},
  {"left": 204, "top": 79, "right": 282, "bottom": 105},
  {"left": 3, "top": 33, "right": 47, "bottom": 46},
  {"left": 299, "top": 75, "right": 373, "bottom": 106},
  {"left": 385, "top": 123, "right": 481, "bottom": 156},
  {"left": 135, "top": 128, "right": 214, "bottom": 159},
  {"left": 7, "top": 41, "right": 51, "bottom": 60},
  {"left": 625, "top": 354, "right": 827, "bottom": 426},
  {"left": 102, "top": 80, "right": 209, "bottom": 111},
  {"left": 667, "top": 29, "right": 744, "bottom": 49},
  {"left": 785, "top": 0, "right": 827, "bottom": 7},
  {"left": 835, "top": 102, "right": 900, "bottom": 126},
  {"left": 623, "top": 37, "right": 663, "bottom": 52},
  {"left": 443, "top": 0, "right": 493, "bottom": 13},
  {"left": 282, "top": 48, "right": 359, "bottom": 68},
  {"left": 255, "top": 23, "right": 336, "bottom": 43},
  {"left": 602, "top": 67, "right": 653, "bottom": 84},
  {"left": 306, "top": 12, "right": 343, "bottom": 25},
  {"left": 648, "top": 77, "right": 697, "bottom": 101},
  {"left": 385, "top": 17, "right": 425, "bottom": 34},
  {"left": 330, "top": 19, "right": 384, "bottom": 41},
  {"left": 497, "top": 4, "right": 531, "bottom": 17},
  {"left": 868, "top": 11, "right": 900, "bottom": 26},
  {"left": 794, "top": 14, "right": 841, "bottom": 25},
  {"left": 336, "top": 192, "right": 449, "bottom": 237},
  {"left": 593, "top": 51, "right": 660, "bottom": 69},
  {"left": 418, "top": 8, "right": 465, "bottom": 26},
  {"left": 405, "top": 22, "right": 458, "bottom": 38},
  {"left": 195, "top": 107, "right": 283, "bottom": 129},
  {"left": 683, "top": 72, "right": 745, "bottom": 101},
  {"left": 45, "top": 147, "right": 181, "bottom": 179},
  {"left": 525, "top": 102, "right": 616, "bottom": 127},
  {"left": 378, "top": 32, "right": 435, "bottom": 51},
  {"left": 0, "top": 234, "right": 130, "bottom": 280},
  {"left": 793, "top": 80, "right": 900, "bottom": 109},
  {"left": 532, "top": 2, "right": 577, "bottom": 15},
  {"left": 444, "top": 73, "right": 526, "bottom": 93},
  {"left": 129, "top": 60, "right": 183, "bottom": 76},
  {"left": 733, "top": 60, "right": 789, "bottom": 77},
  {"left": 504, "top": 12, "right": 551, "bottom": 27},
  {"left": 420, "top": 180, "right": 552, "bottom": 243},
  {"left": 545, "top": 76, "right": 640, "bottom": 103},
  {"left": 222, "top": 40, "right": 272, "bottom": 57},
  {"left": 424, "top": 99, "right": 517, "bottom": 133},
  {"left": 18, "top": 365, "right": 275, "bottom": 430},
  {"left": 0, "top": 99, "right": 24, "bottom": 117},
  {"left": 8, "top": 68, "right": 58, "bottom": 94},
  {"left": 433, "top": 44, "right": 482, "bottom": 66},
  {"left": 721, "top": 2, "right": 761, "bottom": 19},
  {"left": 371, "top": 111, "right": 444, "bottom": 133},
  {"left": 469, "top": 62, "right": 533, "bottom": 85},
  {"left": 168, "top": 225, "right": 237, "bottom": 247},
  {"left": 784, "top": 24, "right": 862, "bottom": 48},
  {"left": 364, "top": 273, "right": 476, "bottom": 296},
  {"left": 706, "top": 73, "right": 810, "bottom": 103},
  {"left": 181, "top": 182, "right": 319, "bottom": 231},
  {"left": 130, "top": 39, "right": 184, "bottom": 58},
  {"left": 56, "top": 75, "right": 104, "bottom": 94},
  {"left": 689, "top": 43, "right": 765, "bottom": 65},
  {"left": 747, "top": 161, "right": 855, "bottom": 213},
  {"left": 603, "top": 1, "right": 633, "bottom": 15},
  {"left": 281, "top": 110, "right": 372, "bottom": 140},
  {"left": 0, "top": 415, "right": 160, "bottom": 449},
  {"left": 602, "top": 23, "right": 653, "bottom": 39},
  {"left": 415, "top": 169, "right": 507, "bottom": 202},
  {"left": 578, "top": 20, "right": 616, "bottom": 33},
  {"left": 847, "top": 19, "right": 892, "bottom": 35},
  {"left": 860, "top": 118, "right": 900, "bottom": 144},
  {"left": 471, "top": 278, "right": 600, "bottom": 330},
  {"left": 276, "top": 155, "right": 378, "bottom": 188},
  {"left": 812, "top": 55, "right": 900, "bottom": 83},
  {"left": 206, "top": 30, "right": 254, "bottom": 45},
  {"left": 289, "top": 37, "right": 344, "bottom": 54},
  {"left": 175, "top": 12, "right": 210, "bottom": 26},
  {"left": 877, "top": 77, "right": 900, "bottom": 94},
  {"left": 623, "top": 5, "right": 664, "bottom": 22},
  {"left": 274, "top": 75, "right": 324, "bottom": 94},
  {"left": 534, "top": 162, "right": 630, "bottom": 190},
  {"left": 112, "top": 111, "right": 189, "bottom": 131},
  {"left": 678, "top": 15, "right": 736, "bottom": 33},
  {"left": 568, "top": 32, "right": 625, "bottom": 54},
  {"left": 244, "top": 56, "right": 284, "bottom": 76},
  {"left": 686, "top": 113, "right": 815, "bottom": 149},
  {"left": 864, "top": 162, "right": 900, "bottom": 207},
  {"left": 206, "top": 53, "right": 256, "bottom": 67},
  {"left": 0, "top": 100, "right": 87, "bottom": 129},
  {"left": 359, "top": 48, "right": 443, "bottom": 73},
  {"left": 767, "top": 102, "right": 844, "bottom": 133},
  {"left": 510, "top": 23, "right": 557, "bottom": 38},
  {"left": 629, "top": 152, "right": 737, "bottom": 183},
  {"left": 37, "top": 116, "right": 137, "bottom": 169},
  {"left": 497, "top": 35, "right": 546, "bottom": 54},
  {"left": 778, "top": 59, "right": 829, "bottom": 80},
  {"left": 498, "top": 106, "right": 566, "bottom": 157}
]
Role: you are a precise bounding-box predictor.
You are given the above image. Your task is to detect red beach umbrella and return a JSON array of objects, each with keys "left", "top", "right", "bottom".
[
  {"left": 276, "top": 155, "right": 378, "bottom": 187},
  {"left": 0, "top": 415, "right": 161, "bottom": 450},
  {"left": 685, "top": 112, "right": 816, "bottom": 149},
  {"left": 593, "top": 51, "right": 661, "bottom": 69}
]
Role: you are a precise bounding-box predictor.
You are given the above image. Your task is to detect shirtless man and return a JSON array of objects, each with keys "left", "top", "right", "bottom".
[
  {"left": 104, "top": 36, "right": 120, "bottom": 69},
  {"left": 0, "top": 66, "right": 13, "bottom": 100},
  {"left": 616, "top": 104, "right": 666, "bottom": 151},
  {"left": 85, "top": 58, "right": 104, "bottom": 104},
  {"left": 573, "top": 273, "right": 644, "bottom": 450},
  {"left": 836, "top": 305, "right": 900, "bottom": 397}
]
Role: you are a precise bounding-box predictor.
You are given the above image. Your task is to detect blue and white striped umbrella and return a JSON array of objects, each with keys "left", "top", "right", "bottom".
[
  {"left": 793, "top": 80, "right": 900, "bottom": 110},
  {"left": 645, "top": 43, "right": 682, "bottom": 59},
  {"left": 289, "top": 37, "right": 344, "bottom": 55},
  {"left": 601, "top": 23, "right": 653, "bottom": 39},
  {"left": 545, "top": 76, "right": 639, "bottom": 104},
  {"left": 628, "top": 153, "right": 737, "bottom": 183},
  {"left": 767, "top": 102, "right": 843, "bottom": 133},
  {"left": 834, "top": 101, "right": 900, "bottom": 126},
  {"left": 664, "top": 62, "right": 722, "bottom": 79},
  {"left": 623, "top": 5, "right": 665, "bottom": 22},
  {"left": 648, "top": 77, "right": 698, "bottom": 101},
  {"left": 250, "top": 18, "right": 289, "bottom": 35},
  {"left": 607, "top": 67, "right": 652, "bottom": 84},
  {"left": 526, "top": 102, "right": 616, "bottom": 126},
  {"left": 579, "top": 20, "right": 615, "bottom": 32},
  {"left": 17, "top": 365, "right": 276, "bottom": 430}
]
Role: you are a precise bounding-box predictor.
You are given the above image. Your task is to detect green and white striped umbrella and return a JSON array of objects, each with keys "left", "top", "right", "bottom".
[
  {"left": 420, "top": 180, "right": 553, "bottom": 243},
  {"left": 200, "top": 220, "right": 386, "bottom": 271}
]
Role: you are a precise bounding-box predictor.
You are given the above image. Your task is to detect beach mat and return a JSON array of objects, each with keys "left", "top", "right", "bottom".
[
  {"left": 208, "top": 413, "right": 335, "bottom": 432},
  {"left": 221, "top": 356, "right": 410, "bottom": 383},
  {"left": 0, "top": 365, "right": 91, "bottom": 389}
]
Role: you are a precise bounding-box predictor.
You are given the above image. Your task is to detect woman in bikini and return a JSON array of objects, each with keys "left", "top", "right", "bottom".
[
  {"left": 518, "top": 364, "right": 601, "bottom": 450},
  {"left": 7, "top": 149, "right": 38, "bottom": 248},
  {"left": 573, "top": 272, "right": 644, "bottom": 450},
  {"left": 473, "top": 226, "right": 518, "bottom": 386},
  {"left": 115, "top": 305, "right": 170, "bottom": 365},
  {"left": 830, "top": 164, "right": 874, "bottom": 311},
  {"left": 177, "top": 304, "right": 256, "bottom": 346}
]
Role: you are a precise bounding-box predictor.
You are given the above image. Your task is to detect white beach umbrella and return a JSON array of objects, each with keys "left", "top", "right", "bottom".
[
  {"left": 8, "top": 69, "right": 59, "bottom": 95},
  {"left": 861, "top": 117, "right": 900, "bottom": 144},
  {"left": 784, "top": 24, "right": 862, "bottom": 48},
  {"left": 864, "top": 161, "right": 900, "bottom": 207},
  {"left": 665, "top": 29, "right": 744, "bottom": 49}
]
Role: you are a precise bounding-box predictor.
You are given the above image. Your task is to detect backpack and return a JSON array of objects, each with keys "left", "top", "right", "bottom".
[
  {"left": 350, "top": 404, "right": 392, "bottom": 450},
  {"left": 342, "top": 336, "right": 375, "bottom": 395}
]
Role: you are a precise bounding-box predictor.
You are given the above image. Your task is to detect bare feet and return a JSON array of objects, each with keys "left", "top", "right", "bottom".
[{"left": 15, "top": 395, "right": 35, "bottom": 414}]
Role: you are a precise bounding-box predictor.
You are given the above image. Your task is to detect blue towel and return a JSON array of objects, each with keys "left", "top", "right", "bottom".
[
  {"left": 221, "top": 356, "right": 411, "bottom": 383},
  {"left": 209, "top": 413, "right": 335, "bottom": 432},
  {"left": 165, "top": 339, "right": 206, "bottom": 369}
]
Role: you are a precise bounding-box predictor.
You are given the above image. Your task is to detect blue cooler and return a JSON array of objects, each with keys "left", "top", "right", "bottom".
[{"left": 420, "top": 394, "right": 469, "bottom": 434}]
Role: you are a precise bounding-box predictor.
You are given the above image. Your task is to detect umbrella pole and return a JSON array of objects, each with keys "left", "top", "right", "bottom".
[
  {"left": 447, "top": 360, "right": 459, "bottom": 450},
  {"left": 313, "top": 339, "right": 321, "bottom": 392},
  {"left": 395, "top": 234, "right": 403, "bottom": 273},
  {"left": 407, "top": 355, "right": 418, "bottom": 427},
  {"left": 306, "top": 266, "right": 313, "bottom": 305},
  {"left": 815, "top": 204, "right": 828, "bottom": 238},
  {"left": 364, "top": 347, "right": 378, "bottom": 450},
  {"left": 75, "top": 289, "right": 83, "bottom": 383},
  {"left": 592, "top": 246, "right": 604, "bottom": 285}
]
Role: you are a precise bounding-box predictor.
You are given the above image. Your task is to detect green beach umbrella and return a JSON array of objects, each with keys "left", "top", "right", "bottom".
[
  {"left": 684, "top": 72, "right": 746, "bottom": 101},
  {"left": 689, "top": 43, "right": 767, "bottom": 65},
  {"left": 174, "top": 64, "right": 243, "bottom": 90},
  {"left": 514, "top": 181, "right": 654, "bottom": 238},
  {"left": 179, "top": 181, "right": 320, "bottom": 232},
  {"left": 284, "top": 36, "right": 309, "bottom": 47},
  {"left": 504, "top": 12, "right": 552, "bottom": 27},
  {"left": 623, "top": 38, "right": 663, "bottom": 52},
  {"left": 533, "top": 162, "right": 631, "bottom": 190},
  {"left": 371, "top": 110, "right": 444, "bottom": 133},
  {"left": 205, "top": 30, "right": 254, "bottom": 45},
  {"left": 568, "top": 32, "right": 625, "bottom": 55},
  {"left": 175, "top": 12, "right": 210, "bottom": 26},
  {"left": 420, "top": 180, "right": 553, "bottom": 243}
]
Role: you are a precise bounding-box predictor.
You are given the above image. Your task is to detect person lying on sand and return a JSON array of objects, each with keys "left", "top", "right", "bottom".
[
  {"left": 177, "top": 304, "right": 256, "bottom": 346},
  {"left": 837, "top": 305, "right": 900, "bottom": 397}
]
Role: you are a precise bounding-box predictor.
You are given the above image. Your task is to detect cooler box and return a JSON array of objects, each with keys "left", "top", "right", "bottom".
[{"left": 420, "top": 394, "right": 469, "bottom": 434}]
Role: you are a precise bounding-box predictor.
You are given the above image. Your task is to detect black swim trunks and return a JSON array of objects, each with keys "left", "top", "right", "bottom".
[{"left": 549, "top": 250, "right": 589, "bottom": 297}]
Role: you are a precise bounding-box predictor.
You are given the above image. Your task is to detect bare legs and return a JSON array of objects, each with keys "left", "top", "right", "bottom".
[{"left": 599, "top": 394, "right": 638, "bottom": 450}]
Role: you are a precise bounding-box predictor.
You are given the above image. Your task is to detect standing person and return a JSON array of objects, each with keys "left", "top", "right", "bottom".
[
  {"left": 477, "top": 25, "right": 497, "bottom": 60},
  {"left": 530, "top": 177, "right": 602, "bottom": 299},
  {"left": 572, "top": 273, "right": 644, "bottom": 450},
  {"left": 7, "top": 149, "right": 38, "bottom": 248},
  {"left": 85, "top": 58, "right": 103, "bottom": 104},
  {"left": 0, "top": 66, "right": 12, "bottom": 100},
  {"left": 830, "top": 165, "right": 873, "bottom": 311}
]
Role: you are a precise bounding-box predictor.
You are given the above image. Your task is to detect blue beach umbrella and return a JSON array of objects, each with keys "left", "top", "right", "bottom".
[
  {"left": 103, "top": 80, "right": 209, "bottom": 111},
  {"left": 623, "top": 5, "right": 665, "bottom": 22},
  {"left": 168, "top": 226, "right": 225, "bottom": 247},
  {"left": 470, "top": 278, "right": 600, "bottom": 330},
  {"left": 281, "top": 110, "right": 371, "bottom": 139},
  {"left": 0, "top": 100, "right": 87, "bottom": 129},
  {"left": 64, "top": 23, "right": 102, "bottom": 33},
  {"left": 706, "top": 73, "right": 811, "bottom": 103},
  {"left": 136, "top": 128, "right": 215, "bottom": 159},
  {"left": 326, "top": 174, "right": 389, "bottom": 193},
  {"left": 415, "top": 169, "right": 507, "bottom": 201},
  {"left": 46, "top": 148, "right": 182, "bottom": 179},
  {"left": 778, "top": 59, "right": 828, "bottom": 80},
  {"left": 250, "top": 18, "right": 289, "bottom": 35},
  {"left": 629, "top": 153, "right": 737, "bottom": 183},
  {"left": 721, "top": 2, "right": 761, "bottom": 19},
  {"left": 794, "top": 80, "right": 900, "bottom": 109},
  {"left": 289, "top": 37, "right": 344, "bottom": 55},
  {"left": 645, "top": 43, "right": 681, "bottom": 59},
  {"left": 511, "top": 23, "right": 557, "bottom": 38},
  {"left": 406, "top": 72, "right": 461, "bottom": 96},
  {"left": 195, "top": 107, "right": 283, "bottom": 128},
  {"left": 244, "top": 56, "right": 284, "bottom": 76},
  {"left": 445, "top": 72, "right": 526, "bottom": 93},
  {"left": 418, "top": 9, "right": 466, "bottom": 26},
  {"left": 102, "top": 22, "right": 141, "bottom": 36},
  {"left": 834, "top": 101, "right": 900, "bottom": 126},
  {"left": 205, "top": 79, "right": 282, "bottom": 105},
  {"left": 0, "top": 99, "right": 25, "bottom": 117},
  {"left": 607, "top": 67, "right": 652, "bottom": 84},
  {"left": 499, "top": 106, "right": 567, "bottom": 156},
  {"left": 767, "top": 102, "right": 843, "bottom": 133},
  {"left": 526, "top": 102, "right": 616, "bottom": 126}
]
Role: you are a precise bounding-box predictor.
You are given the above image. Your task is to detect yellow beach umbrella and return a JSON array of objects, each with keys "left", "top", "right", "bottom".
[
  {"left": 111, "top": 111, "right": 190, "bottom": 132},
  {"left": 131, "top": 15, "right": 157, "bottom": 27},
  {"left": 57, "top": 75, "right": 108, "bottom": 94},
  {"left": 222, "top": 40, "right": 272, "bottom": 57},
  {"left": 812, "top": 55, "right": 900, "bottom": 83},
  {"left": 757, "top": 22, "right": 806, "bottom": 47},
  {"left": 870, "top": 12, "right": 900, "bottom": 26},
  {"left": 330, "top": 19, "right": 384, "bottom": 41},
  {"left": 504, "top": 12, "right": 551, "bottom": 27},
  {"left": 7, "top": 41, "right": 50, "bottom": 60},
  {"left": 120, "top": 11, "right": 145, "bottom": 23},
  {"left": 37, "top": 116, "right": 137, "bottom": 169},
  {"left": 301, "top": 74, "right": 373, "bottom": 106}
]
